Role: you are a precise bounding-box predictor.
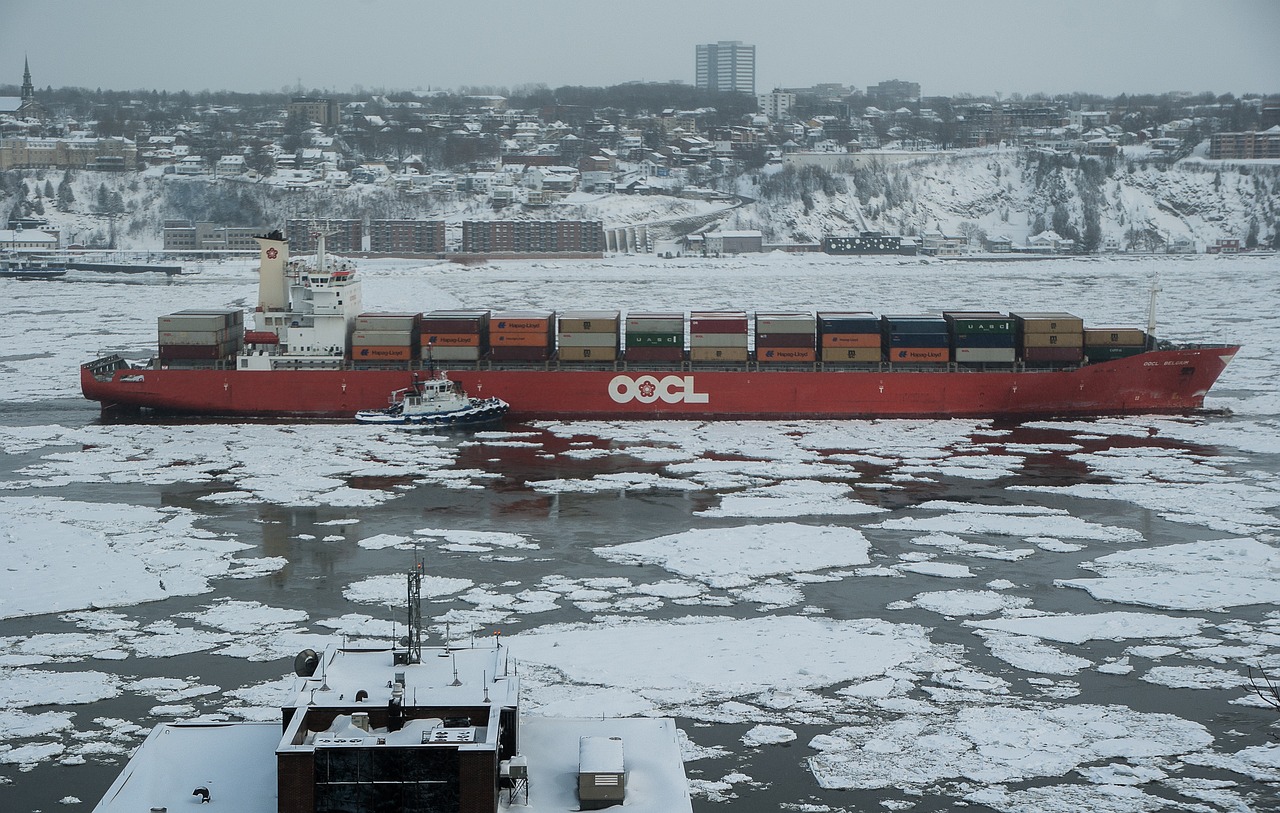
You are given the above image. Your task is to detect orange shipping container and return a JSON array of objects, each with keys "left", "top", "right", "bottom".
[
  {"left": 351, "top": 345, "right": 414, "bottom": 361},
  {"left": 821, "top": 347, "right": 882, "bottom": 363},
  {"left": 490, "top": 331, "right": 552, "bottom": 347},
  {"left": 757, "top": 347, "right": 816, "bottom": 362},
  {"left": 421, "top": 333, "right": 481, "bottom": 347},
  {"left": 888, "top": 347, "right": 949, "bottom": 363},
  {"left": 492, "top": 319, "right": 552, "bottom": 332},
  {"left": 821, "top": 333, "right": 881, "bottom": 349}
]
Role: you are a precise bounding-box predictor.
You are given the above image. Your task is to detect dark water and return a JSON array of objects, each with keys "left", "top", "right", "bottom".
[{"left": 2, "top": 395, "right": 1278, "bottom": 812}]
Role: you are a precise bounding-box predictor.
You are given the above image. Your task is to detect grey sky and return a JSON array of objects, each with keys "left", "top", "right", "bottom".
[{"left": 4, "top": 0, "right": 1277, "bottom": 98}]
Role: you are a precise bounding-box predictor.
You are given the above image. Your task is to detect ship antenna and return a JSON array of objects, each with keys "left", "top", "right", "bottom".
[
  {"left": 1146, "top": 272, "right": 1161, "bottom": 350},
  {"left": 405, "top": 555, "right": 423, "bottom": 665}
]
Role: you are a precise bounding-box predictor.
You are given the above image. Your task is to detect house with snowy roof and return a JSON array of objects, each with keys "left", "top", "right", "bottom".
[{"left": 1026, "top": 230, "right": 1074, "bottom": 254}]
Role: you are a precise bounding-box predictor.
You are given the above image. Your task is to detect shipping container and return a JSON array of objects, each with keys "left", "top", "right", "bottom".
[
  {"left": 159, "top": 328, "right": 233, "bottom": 346},
  {"left": 821, "top": 347, "right": 883, "bottom": 363},
  {"left": 952, "top": 333, "right": 1018, "bottom": 348},
  {"left": 491, "top": 331, "right": 553, "bottom": 347},
  {"left": 559, "top": 311, "right": 621, "bottom": 333},
  {"left": 158, "top": 313, "right": 232, "bottom": 332},
  {"left": 886, "top": 332, "right": 951, "bottom": 348},
  {"left": 558, "top": 346, "right": 619, "bottom": 362},
  {"left": 625, "top": 313, "right": 684, "bottom": 333},
  {"left": 351, "top": 330, "right": 415, "bottom": 347},
  {"left": 888, "top": 347, "right": 950, "bottom": 363},
  {"left": 689, "top": 347, "right": 749, "bottom": 362},
  {"left": 1012, "top": 312, "right": 1084, "bottom": 333},
  {"left": 625, "top": 333, "right": 682, "bottom": 348},
  {"left": 491, "top": 311, "right": 554, "bottom": 333},
  {"left": 176, "top": 308, "right": 242, "bottom": 325},
  {"left": 944, "top": 312, "right": 1014, "bottom": 333},
  {"left": 820, "top": 333, "right": 882, "bottom": 349},
  {"left": 1022, "top": 332, "right": 1084, "bottom": 349},
  {"left": 1084, "top": 345, "right": 1147, "bottom": 363},
  {"left": 757, "top": 347, "right": 816, "bottom": 362},
  {"left": 158, "top": 343, "right": 238, "bottom": 361},
  {"left": 557, "top": 332, "right": 619, "bottom": 348},
  {"left": 690, "top": 312, "right": 749, "bottom": 333},
  {"left": 755, "top": 313, "right": 817, "bottom": 333},
  {"left": 422, "top": 309, "right": 489, "bottom": 333},
  {"left": 755, "top": 332, "right": 816, "bottom": 348},
  {"left": 356, "top": 313, "right": 421, "bottom": 331},
  {"left": 421, "top": 346, "right": 482, "bottom": 361},
  {"left": 818, "top": 312, "right": 879, "bottom": 333},
  {"left": 955, "top": 347, "right": 1018, "bottom": 363},
  {"left": 690, "top": 333, "right": 749, "bottom": 348},
  {"left": 1023, "top": 346, "right": 1085, "bottom": 363},
  {"left": 622, "top": 347, "right": 685, "bottom": 362},
  {"left": 881, "top": 315, "right": 949, "bottom": 333},
  {"left": 244, "top": 331, "right": 279, "bottom": 345},
  {"left": 350, "top": 345, "right": 414, "bottom": 361},
  {"left": 421, "top": 333, "right": 482, "bottom": 347},
  {"left": 489, "top": 346, "right": 553, "bottom": 361},
  {"left": 1084, "top": 328, "right": 1147, "bottom": 347}
]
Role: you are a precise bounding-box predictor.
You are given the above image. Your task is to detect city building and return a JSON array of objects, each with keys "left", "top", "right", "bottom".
[
  {"left": 287, "top": 97, "right": 340, "bottom": 128},
  {"left": 0, "top": 135, "right": 137, "bottom": 171},
  {"left": 1208, "top": 127, "right": 1280, "bottom": 160},
  {"left": 757, "top": 89, "right": 796, "bottom": 119},
  {"left": 460, "top": 220, "right": 605, "bottom": 256},
  {"left": 162, "top": 221, "right": 269, "bottom": 253},
  {"left": 0, "top": 58, "right": 50, "bottom": 122},
  {"left": 695, "top": 41, "right": 756, "bottom": 94},
  {"left": 365, "top": 219, "right": 447, "bottom": 255},
  {"left": 867, "top": 79, "right": 921, "bottom": 108}
]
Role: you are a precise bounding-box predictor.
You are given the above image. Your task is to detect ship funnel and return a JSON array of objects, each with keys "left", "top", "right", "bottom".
[{"left": 255, "top": 231, "right": 289, "bottom": 314}]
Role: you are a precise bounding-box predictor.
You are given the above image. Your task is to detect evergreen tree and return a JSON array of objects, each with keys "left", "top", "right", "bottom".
[
  {"left": 96, "top": 183, "right": 109, "bottom": 212},
  {"left": 56, "top": 170, "right": 75, "bottom": 208},
  {"left": 1246, "top": 218, "right": 1259, "bottom": 250},
  {"left": 43, "top": 180, "right": 54, "bottom": 198}
]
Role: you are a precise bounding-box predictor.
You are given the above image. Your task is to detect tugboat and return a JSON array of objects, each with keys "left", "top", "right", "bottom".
[{"left": 355, "top": 372, "right": 509, "bottom": 426}]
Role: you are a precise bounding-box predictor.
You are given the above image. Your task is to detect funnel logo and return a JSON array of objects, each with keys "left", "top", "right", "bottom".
[
  {"left": 608, "top": 374, "right": 709, "bottom": 405},
  {"left": 266, "top": 247, "right": 279, "bottom": 259}
]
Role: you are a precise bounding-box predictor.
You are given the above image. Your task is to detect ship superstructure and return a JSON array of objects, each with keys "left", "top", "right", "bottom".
[{"left": 240, "top": 230, "right": 362, "bottom": 370}]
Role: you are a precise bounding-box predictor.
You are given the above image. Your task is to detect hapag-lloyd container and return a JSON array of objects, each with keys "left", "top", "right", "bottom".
[
  {"left": 492, "top": 311, "right": 554, "bottom": 333},
  {"left": 351, "top": 345, "right": 414, "bottom": 361},
  {"left": 820, "top": 333, "right": 881, "bottom": 348},
  {"left": 421, "top": 333, "right": 481, "bottom": 347},
  {"left": 758, "top": 347, "right": 816, "bottom": 362},
  {"left": 491, "top": 332, "right": 553, "bottom": 347}
]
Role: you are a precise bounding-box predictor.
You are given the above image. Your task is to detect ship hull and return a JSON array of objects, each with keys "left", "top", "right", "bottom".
[{"left": 82, "top": 347, "right": 1239, "bottom": 421}]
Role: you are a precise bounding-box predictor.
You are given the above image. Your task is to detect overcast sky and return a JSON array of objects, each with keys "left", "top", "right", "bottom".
[{"left": 4, "top": 0, "right": 1278, "bottom": 98}]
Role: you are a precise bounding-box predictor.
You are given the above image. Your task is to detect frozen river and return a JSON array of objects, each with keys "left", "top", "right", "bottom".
[{"left": 1, "top": 253, "right": 1279, "bottom": 812}]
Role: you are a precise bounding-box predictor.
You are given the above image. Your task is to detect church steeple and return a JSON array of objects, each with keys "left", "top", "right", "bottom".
[{"left": 21, "top": 56, "right": 34, "bottom": 102}]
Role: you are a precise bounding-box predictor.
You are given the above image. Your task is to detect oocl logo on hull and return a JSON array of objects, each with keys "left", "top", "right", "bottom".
[{"left": 608, "top": 375, "right": 709, "bottom": 405}]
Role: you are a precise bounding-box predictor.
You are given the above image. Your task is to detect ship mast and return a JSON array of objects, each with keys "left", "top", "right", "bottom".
[{"left": 1146, "top": 273, "right": 1161, "bottom": 350}]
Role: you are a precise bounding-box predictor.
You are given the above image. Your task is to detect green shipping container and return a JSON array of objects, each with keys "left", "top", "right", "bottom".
[
  {"left": 626, "top": 332, "right": 682, "bottom": 347},
  {"left": 1085, "top": 346, "right": 1147, "bottom": 363},
  {"left": 947, "top": 318, "right": 1013, "bottom": 334}
]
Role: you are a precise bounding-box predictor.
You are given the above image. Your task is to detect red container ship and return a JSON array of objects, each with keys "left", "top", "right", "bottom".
[{"left": 81, "top": 234, "right": 1239, "bottom": 421}]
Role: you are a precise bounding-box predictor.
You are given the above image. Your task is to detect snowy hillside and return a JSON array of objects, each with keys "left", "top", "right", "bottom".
[{"left": 4, "top": 149, "right": 1277, "bottom": 252}]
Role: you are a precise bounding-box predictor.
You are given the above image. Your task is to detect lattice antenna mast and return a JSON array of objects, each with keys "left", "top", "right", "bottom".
[{"left": 406, "top": 555, "right": 423, "bottom": 664}]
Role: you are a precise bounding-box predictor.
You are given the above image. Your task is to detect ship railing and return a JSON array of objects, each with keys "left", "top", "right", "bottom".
[{"left": 83, "top": 353, "right": 129, "bottom": 378}]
